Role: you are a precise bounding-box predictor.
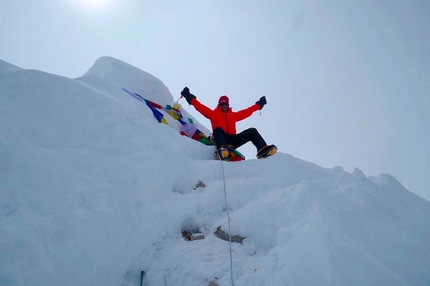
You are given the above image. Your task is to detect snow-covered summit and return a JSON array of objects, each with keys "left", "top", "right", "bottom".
[
  {"left": 80, "top": 56, "right": 173, "bottom": 104},
  {"left": 1, "top": 57, "right": 430, "bottom": 286}
]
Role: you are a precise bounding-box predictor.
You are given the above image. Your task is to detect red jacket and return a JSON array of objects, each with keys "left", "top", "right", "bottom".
[{"left": 191, "top": 98, "right": 260, "bottom": 135}]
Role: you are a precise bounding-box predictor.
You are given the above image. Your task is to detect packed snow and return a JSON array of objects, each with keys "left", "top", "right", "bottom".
[{"left": 1, "top": 57, "right": 430, "bottom": 286}]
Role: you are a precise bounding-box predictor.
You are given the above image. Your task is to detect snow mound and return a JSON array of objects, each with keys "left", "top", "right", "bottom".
[
  {"left": 1, "top": 57, "right": 430, "bottom": 286},
  {"left": 80, "top": 56, "right": 173, "bottom": 105}
]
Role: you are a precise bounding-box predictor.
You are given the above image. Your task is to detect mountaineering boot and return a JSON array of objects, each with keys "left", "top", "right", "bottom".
[
  {"left": 218, "top": 146, "right": 230, "bottom": 161},
  {"left": 256, "top": 144, "right": 277, "bottom": 159}
]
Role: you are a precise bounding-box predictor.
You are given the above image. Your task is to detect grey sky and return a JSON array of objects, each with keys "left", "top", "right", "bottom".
[{"left": 1, "top": 0, "right": 429, "bottom": 201}]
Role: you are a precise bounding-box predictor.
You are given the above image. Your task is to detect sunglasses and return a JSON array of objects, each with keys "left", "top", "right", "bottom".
[{"left": 219, "top": 103, "right": 229, "bottom": 107}]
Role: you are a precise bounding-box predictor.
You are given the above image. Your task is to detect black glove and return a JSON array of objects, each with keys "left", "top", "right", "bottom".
[
  {"left": 256, "top": 96, "right": 267, "bottom": 110},
  {"left": 181, "top": 87, "right": 196, "bottom": 105}
]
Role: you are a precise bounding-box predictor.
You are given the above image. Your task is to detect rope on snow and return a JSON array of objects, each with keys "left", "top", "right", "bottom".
[{"left": 220, "top": 159, "right": 235, "bottom": 286}]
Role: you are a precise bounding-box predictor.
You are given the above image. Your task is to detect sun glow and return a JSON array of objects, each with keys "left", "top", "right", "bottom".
[{"left": 72, "top": 0, "right": 116, "bottom": 13}]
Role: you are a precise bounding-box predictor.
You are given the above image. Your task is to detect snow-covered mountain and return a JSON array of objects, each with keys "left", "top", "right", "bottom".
[{"left": 1, "top": 57, "right": 429, "bottom": 286}]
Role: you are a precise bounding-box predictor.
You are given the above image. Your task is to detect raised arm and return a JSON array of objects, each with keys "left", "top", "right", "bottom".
[
  {"left": 181, "top": 87, "right": 213, "bottom": 119},
  {"left": 233, "top": 96, "right": 267, "bottom": 121}
]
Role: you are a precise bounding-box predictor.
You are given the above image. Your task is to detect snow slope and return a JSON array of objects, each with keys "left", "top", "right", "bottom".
[{"left": 1, "top": 57, "right": 429, "bottom": 286}]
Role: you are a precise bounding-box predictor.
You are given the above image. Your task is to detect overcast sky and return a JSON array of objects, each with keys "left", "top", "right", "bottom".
[{"left": 1, "top": 0, "right": 429, "bottom": 201}]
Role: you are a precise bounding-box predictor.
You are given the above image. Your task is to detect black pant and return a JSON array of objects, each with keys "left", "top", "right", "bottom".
[{"left": 213, "top": 127, "right": 267, "bottom": 151}]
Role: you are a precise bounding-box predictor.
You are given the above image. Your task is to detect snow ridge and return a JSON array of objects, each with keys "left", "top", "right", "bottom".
[{"left": 0, "top": 59, "right": 22, "bottom": 75}]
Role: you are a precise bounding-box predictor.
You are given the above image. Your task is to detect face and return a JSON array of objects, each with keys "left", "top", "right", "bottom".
[{"left": 219, "top": 102, "right": 229, "bottom": 112}]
